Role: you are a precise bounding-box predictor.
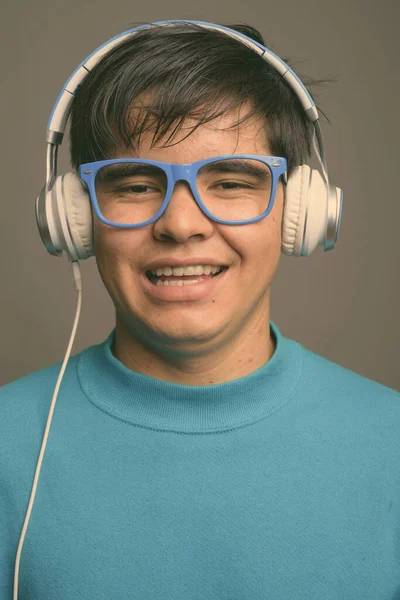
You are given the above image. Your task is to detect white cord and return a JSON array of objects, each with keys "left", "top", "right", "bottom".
[{"left": 13, "top": 260, "right": 83, "bottom": 600}]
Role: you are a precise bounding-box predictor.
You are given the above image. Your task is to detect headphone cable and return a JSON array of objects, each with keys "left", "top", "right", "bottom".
[{"left": 13, "top": 260, "right": 82, "bottom": 600}]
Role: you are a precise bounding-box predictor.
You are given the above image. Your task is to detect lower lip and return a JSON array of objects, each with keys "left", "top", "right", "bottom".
[{"left": 141, "top": 268, "right": 229, "bottom": 302}]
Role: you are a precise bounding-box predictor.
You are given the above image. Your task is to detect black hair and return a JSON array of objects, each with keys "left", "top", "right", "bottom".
[{"left": 69, "top": 21, "right": 334, "bottom": 178}]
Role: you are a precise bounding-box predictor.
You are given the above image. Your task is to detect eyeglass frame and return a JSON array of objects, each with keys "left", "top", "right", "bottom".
[{"left": 78, "top": 154, "right": 288, "bottom": 229}]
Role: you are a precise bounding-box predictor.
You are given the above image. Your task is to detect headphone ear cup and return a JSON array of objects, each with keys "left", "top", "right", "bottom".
[
  {"left": 61, "top": 172, "right": 94, "bottom": 260},
  {"left": 36, "top": 172, "right": 94, "bottom": 261},
  {"left": 282, "top": 164, "right": 332, "bottom": 257}
]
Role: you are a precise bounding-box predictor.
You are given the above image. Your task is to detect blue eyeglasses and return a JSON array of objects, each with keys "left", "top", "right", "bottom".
[{"left": 79, "top": 154, "right": 287, "bottom": 228}]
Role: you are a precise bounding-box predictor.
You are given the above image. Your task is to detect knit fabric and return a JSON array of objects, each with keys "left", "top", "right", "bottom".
[{"left": 1, "top": 320, "right": 399, "bottom": 599}]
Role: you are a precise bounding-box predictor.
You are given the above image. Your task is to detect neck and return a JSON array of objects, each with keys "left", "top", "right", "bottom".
[{"left": 112, "top": 310, "right": 276, "bottom": 386}]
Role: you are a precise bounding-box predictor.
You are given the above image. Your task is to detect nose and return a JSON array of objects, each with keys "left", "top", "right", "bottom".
[{"left": 152, "top": 178, "right": 214, "bottom": 243}]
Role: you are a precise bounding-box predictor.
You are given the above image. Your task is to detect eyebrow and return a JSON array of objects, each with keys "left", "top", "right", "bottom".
[
  {"left": 200, "top": 159, "right": 270, "bottom": 179},
  {"left": 97, "top": 164, "right": 164, "bottom": 183}
]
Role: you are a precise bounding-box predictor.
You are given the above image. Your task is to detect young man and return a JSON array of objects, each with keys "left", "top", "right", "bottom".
[{"left": 1, "top": 21, "right": 399, "bottom": 600}]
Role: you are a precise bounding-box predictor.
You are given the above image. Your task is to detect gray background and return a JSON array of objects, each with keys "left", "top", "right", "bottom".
[{"left": 1, "top": 0, "right": 399, "bottom": 390}]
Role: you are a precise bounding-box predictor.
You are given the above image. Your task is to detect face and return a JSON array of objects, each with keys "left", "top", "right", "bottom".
[{"left": 91, "top": 101, "right": 285, "bottom": 368}]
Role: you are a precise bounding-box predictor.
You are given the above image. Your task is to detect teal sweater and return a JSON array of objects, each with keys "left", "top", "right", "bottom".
[{"left": 1, "top": 320, "right": 400, "bottom": 600}]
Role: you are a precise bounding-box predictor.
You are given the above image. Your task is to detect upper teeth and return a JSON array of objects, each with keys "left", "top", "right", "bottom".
[{"left": 150, "top": 265, "right": 222, "bottom": 276}]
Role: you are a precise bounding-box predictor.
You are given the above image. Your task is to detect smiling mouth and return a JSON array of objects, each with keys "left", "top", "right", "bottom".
[{"left": 145, "top": 266, "right": 228, "bottom": 285}]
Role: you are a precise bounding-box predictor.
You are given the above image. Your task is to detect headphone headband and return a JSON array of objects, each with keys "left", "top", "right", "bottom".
[{"left": 46, "top": 19, "right": 319, "bottom": 142}]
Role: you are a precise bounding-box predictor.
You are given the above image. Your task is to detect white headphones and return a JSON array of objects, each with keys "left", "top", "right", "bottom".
[
  {"left": 15, "top": 21, "right": 344, "bottom": 600},
  {"left": 35, "top": 19, "right": 343, "bottom": 264}
]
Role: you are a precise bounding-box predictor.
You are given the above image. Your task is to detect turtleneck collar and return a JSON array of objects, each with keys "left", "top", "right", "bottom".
[{"left": 77, "top": 320, "right": 303, "bottom": 433}]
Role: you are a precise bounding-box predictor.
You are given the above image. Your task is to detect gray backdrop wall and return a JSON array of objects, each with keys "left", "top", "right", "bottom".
[{"left": 1, "top": 0, "right": 399, "bottom": 390}]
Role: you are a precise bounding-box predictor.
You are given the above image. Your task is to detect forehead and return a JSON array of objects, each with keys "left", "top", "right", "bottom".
[{"left": 113, "top": 98, "right": 271, "bottom": 161}]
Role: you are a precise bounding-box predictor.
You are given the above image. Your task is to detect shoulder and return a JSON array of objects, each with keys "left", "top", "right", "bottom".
[
  {"left": 0, "top": 352, "right": 81, "bottom": 400},
  {"left": 294, "top": 341, "right": 400, "bottom": 429},
  {"left": 0, "top": 352, "right": 83, "bottom": 442},
  {"left": 299, "top": 342, "right": 399, "bottom": 396}
]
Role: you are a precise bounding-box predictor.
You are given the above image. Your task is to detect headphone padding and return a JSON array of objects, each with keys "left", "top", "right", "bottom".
[
  {"left": 61, "top": 172, "right": 94, "bottom": 260},
  {"left": 282, "top": 164, "right": 329, "bottom": 257}
]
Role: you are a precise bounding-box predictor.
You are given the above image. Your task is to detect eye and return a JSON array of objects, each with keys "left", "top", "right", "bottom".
[
  {"left": 213, "top": 181, "right": 252, "bottom": 190},
  {"left": 120, "top": 185, "right": 153, "bottom": 193},
  {"left": 117, "top": 184, "right": 163, "bottom": 195}
]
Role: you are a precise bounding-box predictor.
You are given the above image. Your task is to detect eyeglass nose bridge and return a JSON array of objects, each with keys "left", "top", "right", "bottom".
[
  {"left": 166, "top": 163, "right": 201, "bottom": 208},
  {"left": 170, "top": 163, "right": 194, "bottom": 185}
]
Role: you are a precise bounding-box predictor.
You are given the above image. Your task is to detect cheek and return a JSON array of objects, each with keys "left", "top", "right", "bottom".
[
  {"left": 93, "top": 227, "right": 133, "bottom": 290},
  {"left": 231, "top": 215, "right": 282, "bottom": 264},
  {"left": 93, "top": 221, "right": 140, "bottom": 260}
]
